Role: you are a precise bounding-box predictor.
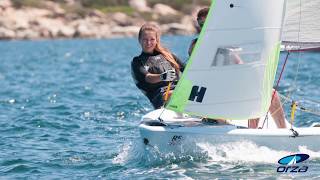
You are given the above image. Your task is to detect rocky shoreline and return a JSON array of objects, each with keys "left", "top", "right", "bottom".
[{"left": 0, "top": 0, "right": 200, "bottom": 40}]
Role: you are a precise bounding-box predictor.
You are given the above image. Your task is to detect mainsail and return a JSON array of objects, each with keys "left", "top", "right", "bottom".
[
  {"left": 282, "top": 0, "right": 320, "bottom": 50},
  {"left": 167, "top": 0, "right": 286, "bottom": 120}
]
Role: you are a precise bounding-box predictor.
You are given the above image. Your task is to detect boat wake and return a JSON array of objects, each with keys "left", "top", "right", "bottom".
[
  {"left": 196, "top": 141, "right": 320, "bottom": 164},
  {"left": 112, "top": 138, "right": 208, "bottom": 166},
  {"left": 112, "top": 141, "right": 133, "bottom": 165},
  {"left": 113, "top": 139, "right": 320, "bottom": 167}
]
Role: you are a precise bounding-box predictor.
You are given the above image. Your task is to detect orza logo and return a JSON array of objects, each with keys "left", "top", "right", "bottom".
[{"left": 277, "top": 153, "right": 310, "bottom": 173}]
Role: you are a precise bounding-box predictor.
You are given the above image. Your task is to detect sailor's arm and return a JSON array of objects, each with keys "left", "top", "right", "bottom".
[
  {"left": 132, "top": 58, "right": 176, "bottom": 84},
  {"left": 145, "top": 73, "right": 162, "bottom": 83}
]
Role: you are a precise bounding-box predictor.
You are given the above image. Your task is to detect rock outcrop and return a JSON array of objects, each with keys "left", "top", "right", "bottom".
[
  {"left": 129, "top": 0, "right": 151, "bottom": 12},
  {"left": 153, "top": 4, "right": 179, "bottom": 16},
  {"left": 0, "top": 0, "right": 198, "bottom": 40}
]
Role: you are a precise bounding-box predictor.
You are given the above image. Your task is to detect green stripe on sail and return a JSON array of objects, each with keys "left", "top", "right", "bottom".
[
  {"left": 166, "top": 79, "right": 193, "bottom": 112},
  {"left": 261, "top": 42, "right": 281, "bottom": 114},
  {"left": 166, "top": 0, "right": 217, "bottom": 112}
]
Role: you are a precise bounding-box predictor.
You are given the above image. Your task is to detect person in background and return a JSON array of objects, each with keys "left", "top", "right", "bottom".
[
  {"left": 131, "top": 23, "right": 184, "bottom": 109},
  {"left": 188, "top": 7, "right": 209, "bottom": 56},
  {"left": 188, "top": 7, "right": 287, "bottom": 128},
  {"left": 188, "top": 7, "right": 243, "bottom": 65}
]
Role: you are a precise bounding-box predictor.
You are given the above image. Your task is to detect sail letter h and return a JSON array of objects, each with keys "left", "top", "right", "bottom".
[{"left": 188, "top": 86, "right": 207, "bottom": 103}]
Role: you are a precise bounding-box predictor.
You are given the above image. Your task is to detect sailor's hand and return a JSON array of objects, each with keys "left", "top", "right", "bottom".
[{"left": 160, "top": 69, "right": 176, "bottom": 81}]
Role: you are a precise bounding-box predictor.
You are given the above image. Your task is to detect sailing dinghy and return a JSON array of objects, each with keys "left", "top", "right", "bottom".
[{"left": 139, "top": 0, "right": 320, "bottom": 153}]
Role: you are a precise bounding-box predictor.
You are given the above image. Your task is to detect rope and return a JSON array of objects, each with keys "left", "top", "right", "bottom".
[
  {"left": 279, "top": 94, "right": 320, "bottom": 117},
  {"left": 158, "top": 82, "right": 172, "bottom": 122},
  {"left": 298, "top": 106, "right": 320, "bottom": 116},
  {"left": 164, "top": 82, "right": 172, "bottom": 101}
]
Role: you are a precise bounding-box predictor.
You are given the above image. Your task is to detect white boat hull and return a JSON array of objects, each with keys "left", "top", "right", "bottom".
[{"left": 139, "top": 109, "right": 320, "bottom": 153}]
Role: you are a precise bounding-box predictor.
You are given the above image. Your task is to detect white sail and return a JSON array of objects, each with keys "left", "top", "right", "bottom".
[
  {"left": 282, "top": 0, "right": 320, "bottom": 50},
  {"left": 167, "top": 0, "right": 286, "bottom": 120}
]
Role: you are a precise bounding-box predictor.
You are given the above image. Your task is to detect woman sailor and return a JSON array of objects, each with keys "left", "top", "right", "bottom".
[{"left": 131, "top": 23, "right": 184, "bottom": 109}]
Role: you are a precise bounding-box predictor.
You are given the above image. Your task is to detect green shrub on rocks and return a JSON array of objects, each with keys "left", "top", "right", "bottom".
[
  {"left": 95, "top": 6, "right": 134, "bottom": 15},
  {"left": 11, "top": 0, "right": 46, "bottom": 8},
  {"left": 80, "top": 0, "right": 129, "bottom": 7},
  {"left": 148, "top": 0, "right": 211, "bottom": 11}
]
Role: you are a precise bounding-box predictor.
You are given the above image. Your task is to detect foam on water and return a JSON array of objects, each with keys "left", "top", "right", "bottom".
[
  {"left": 112, "top": 142, "right": 133, "bottom": 165},
  {"left": 196, "top": 141, "right": 320, "bottom": 165},
  {"left": 112, "top": 139, "right": 320, "bottom": 179},
  {"left": 197, "top": 141, "right": 289, "bottom": 164},
  {"left": 112, "top": 138, "right": 205, "bottom": 167},
  {"left": 298, "top": 146, "right": 320, "bottom": 158},
  {"left": 113, "top": 138, "right": 320, "bottom": 167}
]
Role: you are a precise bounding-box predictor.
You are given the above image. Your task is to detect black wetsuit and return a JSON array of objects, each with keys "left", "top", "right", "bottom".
[
  {"left": 131, "top": 51, "right": 185, "bottom": 109},
  {"left": 188, "top": 38, "right": 198, "bottom": 56}
]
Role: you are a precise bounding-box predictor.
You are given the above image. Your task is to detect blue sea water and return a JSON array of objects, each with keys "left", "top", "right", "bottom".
[{"left": 0, "top": 36, "right": 319, "bottom": 179}]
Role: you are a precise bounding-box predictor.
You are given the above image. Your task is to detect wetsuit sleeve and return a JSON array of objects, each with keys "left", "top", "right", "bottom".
[
  {"left": 131, "top": 58, "right": 148, "bottom": 84},
  {"left": 172, "top": 54, "right": 185, "bottom": 72}
]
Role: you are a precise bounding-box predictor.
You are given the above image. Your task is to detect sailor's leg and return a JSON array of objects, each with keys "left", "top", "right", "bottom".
[
  {"left": 248, "top": 118, "right": 259, "bottom": 128},
  {"left": 269, "top": 90, "right": 287, "bottom": 128}
]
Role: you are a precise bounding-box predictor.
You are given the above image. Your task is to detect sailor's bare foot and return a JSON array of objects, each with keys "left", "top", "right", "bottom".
[
  {"left": 202, "top": 118, "right": 228, "bottom": 124},
  {"left": 248, "top": 118, "right": 259, "bottom": 128}
]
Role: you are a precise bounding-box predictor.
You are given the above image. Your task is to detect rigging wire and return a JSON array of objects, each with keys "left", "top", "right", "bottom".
[
  {"left": 279, "top": 94, "right": 320, "bottom": 117},
  {"left": 287, "top": 0, "right": 302, "bottom": 139},
  {"left": 287, "top": 0, "right": 303, "bottom": 100}
]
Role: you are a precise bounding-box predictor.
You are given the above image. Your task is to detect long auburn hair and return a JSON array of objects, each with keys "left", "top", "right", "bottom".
[{"left": 138, "top": 23, "right": 180, "bottom": 72}]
